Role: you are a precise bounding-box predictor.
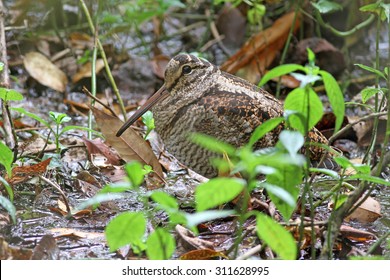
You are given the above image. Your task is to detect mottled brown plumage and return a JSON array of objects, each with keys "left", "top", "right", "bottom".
[{"left": 117, "top": 54, "right": 332, "bottom": 177}]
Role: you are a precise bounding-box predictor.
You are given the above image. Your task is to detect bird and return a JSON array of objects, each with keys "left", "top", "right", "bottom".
[{"left": 116, "top": 53, "right": 334, "bottom": 178}]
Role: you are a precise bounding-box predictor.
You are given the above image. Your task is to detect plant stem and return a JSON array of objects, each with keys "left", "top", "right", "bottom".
[
  {"left": 79, "top": 0, "right": 127, "bottom": 121},
  {"left": 373, "top": 17, "right": 390, "bottom": 176},
  {"left": 314, "top": 10, "right": 374, "bottom": 37},
  {"left": 88, "top": 31, "right": 98, "bottom": 140},
  {"left": 276, "top": 0, "right": 301, "bottom": 98}
]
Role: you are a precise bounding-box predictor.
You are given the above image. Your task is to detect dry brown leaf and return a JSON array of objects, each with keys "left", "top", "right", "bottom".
[
  {"left": 221, "top": 12, "right": 301, "bottom": 83},
  {"left": 349, "top": 116, "right": 387, "bottom": 147},
  {"left": 82, "top": 136, "right": 122, "bottom": 166},
  {"left": 175, "top": 225, "right": 214, "bottom": 251},
  {"left": 72, "top": 59, "right": 105, "bottom": 83},
  {"left": 23, "top": 52, "right": 68, "bottom": 92},
  {"left": 49, "top": 228, "right": 105, "bottom": 240},
  {"left": 151, "top": 54, "right": 170, "bottom": 79},
  {"left": 7, "top": 158, "right": 52, "bottom": 185},
  {"left": 31, "top": 235, "right": 59, "bottom": 260},
  {"left": 340, "top": 225, "right": 377, "bottom": 242},
  {"left": 0, "top": 236, "right": 33, "bottom": 260},
  {"left": 91, "top": 107, "right": 164, "bottom": 181},
  {"left": 179, "top": 249, "right": 228, "bottom": 260},
  {"left": 345, "top": 196, "right": 382, "bottom": 223}
]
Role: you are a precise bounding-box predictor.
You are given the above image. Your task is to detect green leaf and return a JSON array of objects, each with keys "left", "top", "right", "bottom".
[
  {"left": 186, "top": 210, "right": 235, "bottom": 228},
  {"left": 125, "top": 161, "right": 145, "bottom": 188},
  {"left": 150, "top": 191, "right": 179, "bottom": 211},
  {"left": 284, "top": 88, "right": 323, "bottom": 134},
  {"left": 75, "top": 193, "right": 125, "bottom": 210},
  {"left": 0, "top": 195, "right": 16, "bottom": 224},
  {"left": 98, "top": 182, "right": 133, "bottom": 194},
  {"left": 354, "top": 64, "right": 386, "bottom": 80},
  {"left": 0, "top": 88, "right": 23, "bottom": 101},
  {"left": 0, "top": 141, "right": 13, "bottom": 177},
  {"left": 190, "top": 133, "right": 236, "bottom": 156},
  {"left": 266, "top": 164, "right": 301, "bottom": 220},
  {"left": 261, "top": 182, "right": 296, "bottom": 207},
  {"left": 10, "top": 107, "right": 50, "bottom": 128},
  {"left": 195, "top": 178, "right": 245, "bottom": 211},
  {"left": 146, "top": 228, "right": 175, "bottom": 260},
  {"left": 347, "top": 174, "right": 390, "bottom": 186},
  {"left": 259, "top": 64, "right": 306, "bottom": 86},
  {"left": 290, "top": 73, "right": 321, "bottom": 88},
  {"left": 334, "top": 156, "right": 352, "bottom": 169},
  {"left": 105, "top": 212, "right": 146, "bottom": 252},
  {"left": 256, "top": 213, "right": 297, "bottom": 260},
  {"left": 360, "top": 3, "right": 390, "bottom": 22},
  {"left": 319, "top": 70, "right": 345, "bottom": 132},
  {"left": 0, "top": 176, "right": 14, "bottom": 202},
  {"left": 312, "top": 0, "right": 342, "bottom": 14},
  {"left": 309, "top": 168, "right": 339, "bottom": 178},
  {"left": 249, "top": 117, "right": 283, "bottom": 147},
  {"left": 142, "top": 110, "right": 155, "bottom": 139},
  {"left": 278, "top": 130, "right": 304, "bottom": 156},
  {"left": 361, "top": 87, "right": 382, "bottom": 103},
  {"left": 49, "top": 111, "right": 71, "bottom": 124}
]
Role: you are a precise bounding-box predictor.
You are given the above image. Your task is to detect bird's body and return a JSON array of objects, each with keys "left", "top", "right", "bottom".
[{"left": 117, "top": 54, "right": 330, "bottom": 177}]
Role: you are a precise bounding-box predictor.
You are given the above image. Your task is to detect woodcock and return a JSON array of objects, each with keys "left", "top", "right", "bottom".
[{"left": 116, "top": 53, "right": 334, "bottom": 178}]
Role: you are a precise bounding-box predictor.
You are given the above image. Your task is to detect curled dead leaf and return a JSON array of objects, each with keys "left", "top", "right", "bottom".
[
  {"left": 91, "top": 107, "right": 164, "bottom": 183},
  {"left": 23, "top": 52, "right": 68, "bottom": 92}
]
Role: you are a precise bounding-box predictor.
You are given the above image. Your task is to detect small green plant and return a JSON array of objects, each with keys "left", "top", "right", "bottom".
[
  {"left": 213, "top": 0, "right": 266, "bottom": 25},
  {"left": 11, "top": 108, "right": 100, "bottom": 154},
  {"left": 141, "top": 111, "right": 155, "bottom": 140}
]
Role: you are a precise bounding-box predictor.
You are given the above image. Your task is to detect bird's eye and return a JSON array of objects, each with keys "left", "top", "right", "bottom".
[{"left": 182, "top": 65, "right": 192, "bottom": 75}]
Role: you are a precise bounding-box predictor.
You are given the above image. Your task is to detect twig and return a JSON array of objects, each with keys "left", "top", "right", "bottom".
[
  {"left": 39, "top": 175, "right": 71, "bottom": 214},
  {"left": 0, "top": 0, "right": 17, "bottom": 153},
  {"left": 82, "top": 86, "right": 118, "bottom": 118},
  {"left": 328, "top": 111, "right": 388, "bottom": 144},
  {"left": 206, "top": 9, "right": 232, "bottom": 56}
]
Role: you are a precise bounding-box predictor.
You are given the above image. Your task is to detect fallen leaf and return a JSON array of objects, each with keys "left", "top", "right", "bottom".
[
  {"left": 345, "top": 196, "right": 382, "bottom": 223},
  {"left": 175, "top": 224, "right": 214, "bottom": 251},
  {"left": 7, "top": 158, "right": 52, "bottom": 185},
  {"left": 72, "top": 59, "right": 105, "bottom": 83},
  {"left": 221, "top": 12, "right": 301, "bottom": 83},
  {"left": 91, "top": 107, "right": 164, "bottom": 182},
  {"left": 340, "top": 225, "right": 377, "bottom": 242},
  {"left": 31, "top": 235, "right": 59, "bottom": 260},
  {"left": 82, "top": 136, "right": 122, "bottom": 166},
  {"left": 179, "top": 249, "right": 228, "bottom": 260},
  {"left": 151, "top": 54, "right": 170, "bottom": 79},
  {"left": 23, "top": 52, "right": 68, "bottom": 92}
]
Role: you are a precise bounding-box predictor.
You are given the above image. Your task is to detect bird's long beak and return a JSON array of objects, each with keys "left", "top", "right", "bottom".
[{"left": 116, "top": 84, "right": 168, "bottom": 137}]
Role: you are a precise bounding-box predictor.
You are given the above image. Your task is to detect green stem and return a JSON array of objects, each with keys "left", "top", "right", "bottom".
[
  {"left": 79, "top": 0, "right": 127, "bottom": 121},
  {"left": 314, "top": 10, "right": 374, "bottom": 37},
  {"left": 276, "top": 0, "right": 301, "bottom": 98},
  {"left": 373, "top": 17, "right": 390, "bottom": 176},
  {"left": 88, "top": 32, "right": 98, "bottom": 139},
  {"left": 363, "top": 15, "right": 382, "bottom": 164}
]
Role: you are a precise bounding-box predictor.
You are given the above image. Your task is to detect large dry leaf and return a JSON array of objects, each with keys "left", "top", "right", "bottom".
[
  {"left": 91, "top": 107, "right": 164, "bottom": 180},
  {"left": 23, "top": 52, "right": 68, "bottom": 92},
  {"left": 220, "top": 12, "right": 301, "bottom": 83}
]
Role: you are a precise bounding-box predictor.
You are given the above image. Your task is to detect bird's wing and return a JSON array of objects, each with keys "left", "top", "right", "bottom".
[{"left": 192, "top": 88, "right": 284, "bottom": 148}]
